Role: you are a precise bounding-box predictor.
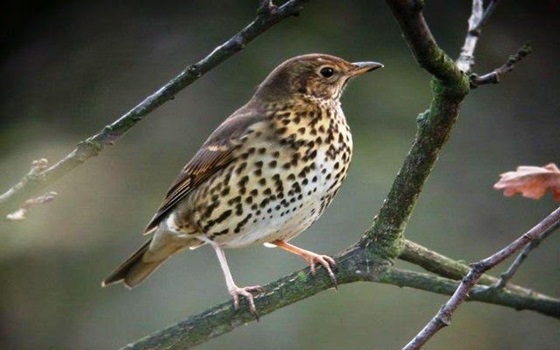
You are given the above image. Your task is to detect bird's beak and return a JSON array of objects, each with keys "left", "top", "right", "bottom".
[{"left": 349, "top": 61, "right": 384, "bottom": 76}]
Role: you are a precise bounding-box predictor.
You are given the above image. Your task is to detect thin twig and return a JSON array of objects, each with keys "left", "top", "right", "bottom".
[
  {"left": 6, "top": 191, "right": 58, "bottom": 221},
  {"left": 456, "top": 0, "right": 502, "bottom": 73},
  {"left": 1, "top": 159, "right": 49, "bottom": 212},
  {"left": 400, "top": 240, "right": 546, "bottom": 296},
  {"left": 400, "top": 240, "right": 503, "bottom": 286},
  {"left": 456, "top": 0, "right": 483, "bottom": 72},
  {"left": 0, "top": 0, "right": 308, "bottom": 219},
  {"left": 403, "top": 206, "right": 560, "bottom": 350},
  {"left": 470, "top": 43, "right": 532, "bottom": 88},
  {"left": 2, "top": 159, "right": 60, "bottom": 221},
  {"left": 494, "top": 219, "right": 560, "bottom": 288}
]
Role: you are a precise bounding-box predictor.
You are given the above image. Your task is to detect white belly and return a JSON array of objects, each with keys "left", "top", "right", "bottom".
[{"left": 217, "top": 149, "right": 344, "bottom": 248}]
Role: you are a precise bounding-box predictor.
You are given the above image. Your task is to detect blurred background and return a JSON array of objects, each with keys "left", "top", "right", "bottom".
[{"left": 1, "top": 0, "right": 559, "bottom": 349}]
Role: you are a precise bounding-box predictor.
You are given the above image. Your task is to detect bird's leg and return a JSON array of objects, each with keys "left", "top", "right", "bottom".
[
  {"left": 270, "top": 240, "right": 337, "bottom": 288},
  {"left": 210, "top": 242, "right": 263, "bottom": 317}
]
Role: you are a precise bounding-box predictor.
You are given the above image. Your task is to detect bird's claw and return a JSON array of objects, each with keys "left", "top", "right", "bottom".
[
  {"left": 306, "top": 253, "right": 337, "bottom": 289},
  {"left": 229, "top": 285, "right": 264, "bottom": 320}
]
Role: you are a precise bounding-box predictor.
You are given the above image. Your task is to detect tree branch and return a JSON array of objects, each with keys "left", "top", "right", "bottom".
[
  {"left": 119, "top": 242, "right": 560, "bottom": 350},
  {"left": 0, "top": 0, "right": 308, "bottom": 219},
  {"left": 6, "top": 191, "right": 57, "bottom": 221},
  {"left": 381, "top": 268, "right": 560, "bottom": 319},
  {"left": 3, "top": 158, "right": 57, "bottom": 221},
  {"left": 455, "top": 1, "right": 532, "bottom": 88},
  {"left": 400, "top": 239, "right": 556, "bottom": 303},
  {"left": 456, "top": 0, "right": 503, "bottom": 73},
  {"left": 403, "top": 205, "right": 560, "bottom": 350},
  {"left": 363, "top": 0, "right": 469, "bottom": 260},
  {"left": 384, "top": 0, "right": 464, "bottom": 84},
  {"left": 470, "top": 43, "right": 532, "bottom": 88},
  {"left": 493, "top": 215, "right": 560, "bottom": 289},
  {"left": 400, "top": 240, "right": 500, "bottom": 285}
]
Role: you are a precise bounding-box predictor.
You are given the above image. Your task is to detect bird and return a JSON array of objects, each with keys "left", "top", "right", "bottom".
[{"left": 102, "top": 53, "right": 382, "bottom": 316}]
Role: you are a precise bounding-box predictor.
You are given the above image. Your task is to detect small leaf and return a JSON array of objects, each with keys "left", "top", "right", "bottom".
[{"left": 494, "top": 163, "right": 560, "bottom": 201}]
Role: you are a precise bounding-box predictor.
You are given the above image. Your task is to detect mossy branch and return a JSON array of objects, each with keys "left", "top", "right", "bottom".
[
  {"left": 118, "top": 243, "right": 560, "bottom": 350},
  {"left": 362, "top": 0, "right": 469, "bottom": 260}
]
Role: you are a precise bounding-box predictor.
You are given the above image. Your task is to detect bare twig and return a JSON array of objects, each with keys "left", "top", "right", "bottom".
[
  {"left": 456, "top": 1, "right": 531, "bottom": 86},
  {"left": 0, "top": 0, "right": 308, "bottom": 218},
  {"left": 6, "top": 191, "right": 58, "bottom": 221},
  {"left": 456, "top": 0, "right": 484, "bottom": 72},
  {"left": 400, "top": 240, "right": 503, "bottom": 286},
  {"left": 470, "top": 43, "right": 532, "bottom": 88},
  {"left": 457, "top": 0, "right": 503, "bottom": 73},
  {"left": 400, "top": 239, "right": 548, "bottom": 297},
  {"left": 3, "top": 158, "right": 58, "bottom": 221},
  {"left": 494, "top": 219, "right": 560, "bottom": 288},
  {"left": 403, "top": 206, "right": 560, "bottom": 350},
  {"left": 2, "top": 158, "right": 50, "bottom": 220}
]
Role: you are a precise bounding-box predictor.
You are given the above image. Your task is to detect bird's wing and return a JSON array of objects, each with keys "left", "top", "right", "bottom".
[{"left": 144, "top": 106, "right": 264, "bottom": 233}]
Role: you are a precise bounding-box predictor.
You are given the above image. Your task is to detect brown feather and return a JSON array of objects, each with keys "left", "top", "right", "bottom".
[
  {"left": 144, "top": 103, "right": 266, "bottom": 233},
  {"left": 102, "top": 239, "right": 153, "bottom": 287}
]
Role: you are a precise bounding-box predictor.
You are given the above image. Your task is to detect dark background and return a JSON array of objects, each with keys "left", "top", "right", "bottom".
[{"left": 1, "top": 1, "right": 559, "bottom": 349}]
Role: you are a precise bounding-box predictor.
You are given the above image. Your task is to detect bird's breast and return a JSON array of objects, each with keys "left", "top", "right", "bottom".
[{"left": 182, "top": 103, "right": 353, "bottom": 248}]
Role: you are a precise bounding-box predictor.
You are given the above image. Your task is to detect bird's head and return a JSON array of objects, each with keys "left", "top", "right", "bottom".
[{"left": 254, "top": 53, "right": 383, "bottom": 102}]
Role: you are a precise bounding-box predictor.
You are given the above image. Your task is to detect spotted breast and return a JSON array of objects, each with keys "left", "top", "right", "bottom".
[{"left": 178, "top": 97, "right": 352, "bottom": 248}]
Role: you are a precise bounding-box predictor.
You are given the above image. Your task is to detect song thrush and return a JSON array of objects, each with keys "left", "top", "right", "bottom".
[{"left": 102, "top": 54, "right": 382, "bottom": 316}]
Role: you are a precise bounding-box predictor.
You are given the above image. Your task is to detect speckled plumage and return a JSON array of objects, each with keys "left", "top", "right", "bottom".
[
  {"left": 172, "top": 96, "right": 352, "bottom": 248},
  {"left": 103, "top": 54, "right": 382, "bottom": 315}
]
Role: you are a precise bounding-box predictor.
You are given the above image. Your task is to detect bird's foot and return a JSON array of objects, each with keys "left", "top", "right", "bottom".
[
  {"left": 270, "top": 240, "right": 338, "bottom": 289},
  {"left": 229, "top": 285, "right": 264, "bottom": 319},
  {"left": 303, "top": 252, "right": 337, "bottom": 288}
]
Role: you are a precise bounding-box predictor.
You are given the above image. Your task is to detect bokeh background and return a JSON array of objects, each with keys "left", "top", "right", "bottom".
[{"left": 1, "top": 1, "right": 559, "bottom": 349}]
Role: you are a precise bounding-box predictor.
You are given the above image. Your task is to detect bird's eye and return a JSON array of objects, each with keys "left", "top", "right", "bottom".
[{"left": 319, "top": 67, "right": 335, "bottom": 78}]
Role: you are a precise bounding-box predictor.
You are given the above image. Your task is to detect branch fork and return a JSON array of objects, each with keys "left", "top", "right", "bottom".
[
  {"left": 404, "top": 206, "right": 560, "bottom": 350},
  {"left": 4, "top": 158, "right": 58, "bottom": 221}
]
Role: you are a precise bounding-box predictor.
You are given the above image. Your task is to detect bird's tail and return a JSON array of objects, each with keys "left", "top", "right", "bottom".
[
  {"left": 102, "top": 239, "right": 166, "bottom": 288},
  {"left": 102, "top": 230, "right": 205, "bottom": 288}
]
